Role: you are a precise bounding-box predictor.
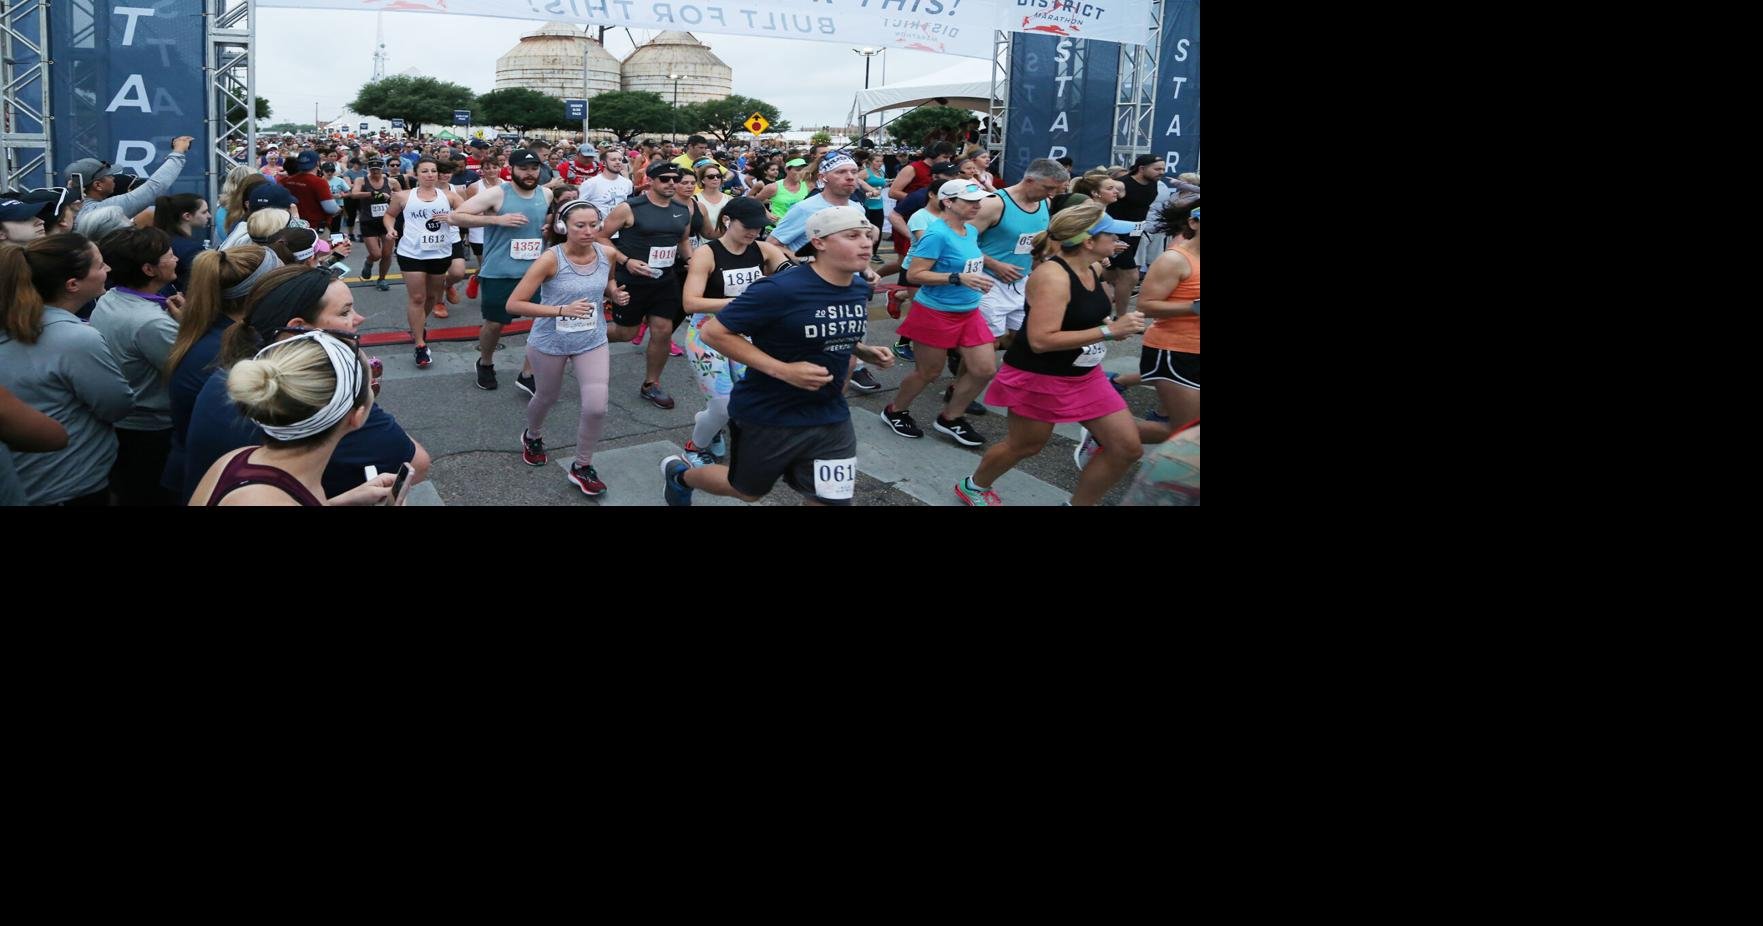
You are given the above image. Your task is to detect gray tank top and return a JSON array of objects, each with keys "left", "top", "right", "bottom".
[{"left": 530, "top": 243, "right": 611, "bottom": 356}]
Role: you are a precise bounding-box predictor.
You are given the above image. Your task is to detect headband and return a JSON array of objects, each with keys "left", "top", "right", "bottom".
[
  {"left": 252, "top": 331, "right": 365, "bottom": 441},
  {"left": 222, "top": 249, "right": 285, "bottom": 299},
  {"left": 820, "top": 153, "right": 857, "bottom": 174},
  {"left": 292, "top": 246, "right": 316, "bottom": 261}
]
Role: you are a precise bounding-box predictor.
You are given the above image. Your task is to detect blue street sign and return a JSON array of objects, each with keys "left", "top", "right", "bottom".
[
  {"left": 360, "top": 122, "right": 368, "bottom": 130},
  {"left": 566, "top": 99, "right": 586, "bottom": 121},
  {"left": 453, "top": 110, "right": 470, "bottom": 125},
  {"left": 392, "top": 118, "right": 405, "bottom": 128}
]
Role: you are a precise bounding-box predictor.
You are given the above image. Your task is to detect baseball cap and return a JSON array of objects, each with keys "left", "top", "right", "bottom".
[
  {"left": 929, "top": 161, "right": 962, "bottom": 177},
  {"left": 1131, "top": 154, "right": 1163, "bottom": 169},
  {"left": 469, "top": 139, "right": 489, "bottom": 149},
  {"left": 507, "top": 150, "right": 543, "bottom": 168},
  {"left": 576, "top": 148, "right": 599, "bottom": 159},
  {"left": 246, "top": 183, "right": 296, "bottom": 210},
  {"left": 294, "top": 150, "right": 320, "bottom": 171},
  {"left": 15, "top": 187, "right": 74, "bottom": 221},
  {"left": 0, "top": 198, "right": 42, "bottom": 222},
  {"left": 646, "top": 161, "right": 684, "bottom": 180},
  {"left": 806, "top": 204, "right": 872, "bottom": 239},
  {"left": 367, "top": 157, "right": 387, "bottom": 169},
  {"left": 719, "top": 196, "right": 768, "bottom": 230},
  {"left": 1082, "top": 213, "right": 1138, "bottom": 237},
  {"left": 63, "top": 157, "right": 113, "bottom": 188},
  {"left": 938, "top": 180, "right": 994, "bottom": 201}
]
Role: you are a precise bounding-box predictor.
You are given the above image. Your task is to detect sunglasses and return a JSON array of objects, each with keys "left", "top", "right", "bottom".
[
  {"left": 702, "top": 174, "right": 723, "bottom": 180},
  {"left": 653, "top": 176, "right": 682, "bottom": 183},
  {"left": 275, "top": 326, "right": 359, "bottom": 343},
  {"left": 29, "top": 186, "right": 78, "bottom": 215}
]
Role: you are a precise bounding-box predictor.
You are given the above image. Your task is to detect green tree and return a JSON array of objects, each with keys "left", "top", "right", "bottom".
[
  {"left": 351, "top": 75, "right": 476, "bottom": 133},
  {"left": 589, "top": 90, "right": 674, "bottom": 143},
  {"left": 228, "top": 96, "right": 272, "bottom": 126},
  {"left": 810, "top": 131, "right": 833, "bottom": 146},
  {"left": 678, "top": 95, "right": 791, "bottom": 144},
  {"left": 265, "top": 122, "right": 318, "bottom": 134},
  {"left": 476, "top": 88, "right": 570, "bottom": 136},
  {"left": 882, "top": 106, "right": 975, "bottom": 150}
]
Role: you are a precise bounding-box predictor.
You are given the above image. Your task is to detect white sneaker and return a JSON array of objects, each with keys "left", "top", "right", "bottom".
[{"left": 1073, "top": 427, "right": 1103, "bottom": 471}]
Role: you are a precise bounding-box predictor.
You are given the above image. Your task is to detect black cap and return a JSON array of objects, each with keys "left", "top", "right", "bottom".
[
  {"left": 508, "top": 150, "right": 543, "bottom": 168},
  {"left": 720, "top": 197, "right": 768, "bottom": 229},
  {"left": 646, "top": 161, "right": 684, "bottom": 180},
  {"left": 1132, "top": 154, "right": 1163, "bottom": 169},
  {"left": 930, "top": 161, "right": 962, "bottom": 176}
]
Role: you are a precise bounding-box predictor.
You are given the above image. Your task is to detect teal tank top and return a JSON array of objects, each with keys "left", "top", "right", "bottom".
[
  {"left": 479, "top": 185, "right": 550, "bottom": 280},
  {"left": 979, "top": 188, "right": 1049, "bottom": 278}
]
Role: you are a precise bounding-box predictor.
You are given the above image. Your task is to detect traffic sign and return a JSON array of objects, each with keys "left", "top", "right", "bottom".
[
  {"left": 743, "top": 112, "right": 770, "bottom": 135},
  {"left": 391, "top": 118, "right": 405, "bottom": 128},
  {"left": 360, "top": 122, "right": 368, "bottom": 130},
  {"left": 453, "top": 110, "right": 471, "bottom": 125}
]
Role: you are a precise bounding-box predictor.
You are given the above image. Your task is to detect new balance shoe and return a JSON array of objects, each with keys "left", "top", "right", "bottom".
[
  {"left": 682, "top": 441, "right": 716, "bottom": 469},
  {"left": 568, "top": 462, "right": 607, "bottom": 497},
  {"left": 465, "top": 274, "right": 480, "bottom": 299},
  {"left": 639, "top": 381, "right": 675, "bottom": 409},
  {"left": 894, "top": 340, "right": 916, "bottom": 363},
  {"left": 953, "top": 476, "right": 1003, "bottom": 506},
  {"left": 880, "top": 406, "right": 923, "bottom": 439},
  {"left": 514, "top": 372, "right": 537, "bottom": 398},
  {"left": 521, "top": 429, "right": 547, "bottom": 466},
  {"left": 661, "top": 455, "right": 694, "bottom": 506},
  {"left": 848, "top": 367, "right": 881, "bottom": 392},
  {"left": 709, "top": 430, "right": 728, "bottom": 459},
  {"left": 414, "top": 344, "right": 432, "bottom": 368},
  {"left": 934, "top": 415, "right": 984, "bottom": 447},
  {"left": 475, "top": 361, "right": 498, "bottom": 390},
  {"left": 1073, "top": 426, "right": 1103, "bottom": 471}
]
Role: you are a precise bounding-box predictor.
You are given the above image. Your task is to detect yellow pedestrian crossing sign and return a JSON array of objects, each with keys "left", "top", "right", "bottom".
[{"left": 743, "top": 112, "right": 770, "bottom": 135}]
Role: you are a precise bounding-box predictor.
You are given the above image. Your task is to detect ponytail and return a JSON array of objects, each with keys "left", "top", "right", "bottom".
[
  {"left": 166, "top": 245, "right": 267, "bottom": 377},
  {"left": 0, "top": 243, "right": 44, "bottom": 343},
  {"left": 2, "top": 233, "right": 96, "bottom": 344}
]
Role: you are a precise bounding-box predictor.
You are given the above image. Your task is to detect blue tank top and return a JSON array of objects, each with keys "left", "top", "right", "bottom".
[
  {"left": 979, "top": 188, "right": 1049, "bottom": 278},
  {"left": 479, "top": 185, "right": 550, "bottom": 280},
  {"left": 530, "top": 244, "right": 611, "bottom": 356}
]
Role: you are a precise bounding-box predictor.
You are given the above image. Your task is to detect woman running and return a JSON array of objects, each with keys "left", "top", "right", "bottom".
[
  {"left": 348, "top": 158, "right": 401, "bottom": 291},
  {"left": 384, "top": 157, "right": 464, "bottom": 369}
]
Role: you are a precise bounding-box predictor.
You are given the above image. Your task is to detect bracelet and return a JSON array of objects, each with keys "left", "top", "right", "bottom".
[
  {"left": 556, "top": 305, "right": 562, "bottom": 317},
  {"left": 1098, "top": 325, "right": 1111, "bottom": 342}
]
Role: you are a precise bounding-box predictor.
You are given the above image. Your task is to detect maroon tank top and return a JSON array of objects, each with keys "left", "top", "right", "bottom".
[{"left": 205, "top": 448, "right": 325, "bottom": 507}]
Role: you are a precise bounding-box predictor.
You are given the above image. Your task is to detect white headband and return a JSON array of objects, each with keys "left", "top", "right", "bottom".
[{"left": 252, "top": 331, "right": 364, "bottom": 441}]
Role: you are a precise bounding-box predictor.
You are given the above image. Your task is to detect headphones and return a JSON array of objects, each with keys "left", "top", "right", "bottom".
[{"left": 554, "top": 200, "right": 597, "bottom": 235}]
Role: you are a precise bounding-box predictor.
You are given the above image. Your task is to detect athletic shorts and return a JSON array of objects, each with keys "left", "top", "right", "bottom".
[
  {"left": 1139, "top": 347, "right": 1200, "bottom": 389},
  {"left": 685, "top": 319, "right": 747, "bottom": 398},
  {"left": 396, "top": 255, "right": 451, "bottom": 275},
  {"left": 613, "top": 266, "right": 685, "bottom": 327},
  {"left": 891, "top": 230, "right": 910, "bottom": 260},
  {"left": 450, "top": 240, "right": 465, "bottom": 261},
  {"left": 478, "top": 277, "right": 520, "bottom": 325},
  {"left": 727, "top": 417, "right": 858, "bottom": 506},
  {"left": 469, "top": 241, "right": 483, "bottom": 258},
  {"left": 360, "top": 217, "right": 386, "bottom": 237},
  {"left": 1108, "top": 235, "right": 1143, "bottom": 271},
  {"left": 977, "top": 275, "right": 1027, "bottom": 337}
]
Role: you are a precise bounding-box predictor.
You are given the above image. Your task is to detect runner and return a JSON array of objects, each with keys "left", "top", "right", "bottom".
[
  {"left": 769, "top": 158, "right": 813, "bottom": 222},
  {"left": 432, "top": 159, "right": 466, "bottom": 318},
  {"left": 460, "top": 152, "right": 501, "bottom": 299},
  {"left": 661, "top": 205, "right": 896, "bottom": 507},
  {"left": 959, "top": 203, "right": 1147, "bottom": 506},
  {"left": 769, "top": 151, "right": 887, "bottom": 392},
  {"left": 579, "top": 148, "right": 633, "bottom": 227},
  {"left": 1104, "top": 154, "right": 1165, "bottom": 318},
  {"left": 384, "top": 157, "right": 464, "bottom": 369},
  {"left": 503, "top": 200, "right": 631, "bottom": 497},
  {"left": 447, "top": 148, "right": 550, "bottom": 395},
  {"left": 346, "top": 158, "right": 401, "bottom": 291},
  {"left": 973, "top": 158, "right": 1069, "bottom": 350},
  {"left": 599, "top": 161, "right": 700, "bottom": 410},
  {"left": 690, "top": 161, "right": 731, "bottom": 250}
]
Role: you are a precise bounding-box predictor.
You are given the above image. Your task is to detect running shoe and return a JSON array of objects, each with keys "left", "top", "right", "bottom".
[
  {"left": 709, "top": 430, "right": 728, "bottom": 459},
  {"left": 632, "top": 322, "right": 647, "bottom": 346},
  {"left": 880, "top": 406, "right": 923, "bottom": 439},
  {"left": 515, "top": 372, "right": 537, "bottom": 399},
  {"left": 414, "top": 344, "right": 431, "bottom": 368},
  {"left": 475, "top": 361, "right": 497, "bottom": 391},
  {"left": 953, "top": 476, "right": 1003, "bottom": 506},
  {"left": 1072, "top": 426, "right": 1103, "bottom": 471},
  {"left": 639, "top": 381, "right": 675, "bottom": 409},
  {"left": 466, "top": 274, "right": 480, "bottom": 299},
  {"left": 521, "top": 429, "right": 547, "bottom": 466},
  {"left": 375, "top": 278, "right": 390, "bottom": 292},
  {"left": 682, "top": 440, "right": 716, "bottom": 469},
  {"left": 661, "top": 455, "right": 694, "bottom": 507},
  {"left": 568, "top": 462, "right": 607, "bottom": 497},
  {"left": 894, "top": 340, "right": 916, "bottom": 363},
  {"left": 445, "top": 283, "right": 460, "bottom": 305},
  {"left": 669, "top": 340, "right": 685, "bottom": 357},
  {"left": 934, "top": 415, "right": 984, "bottom": 447},
  {"left": 942, "top": 384, "right": 988, "bottom": 416},
  {"left": 848, "top": 367, "right": 881, "bottom": 392},
  {"left": 432, "top": 300, "right": 449, "bottom": 319}
]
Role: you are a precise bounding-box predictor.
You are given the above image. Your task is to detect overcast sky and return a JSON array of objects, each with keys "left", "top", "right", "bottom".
[{"left": 257, "top": 9, "right": 990, "bottom": 129}]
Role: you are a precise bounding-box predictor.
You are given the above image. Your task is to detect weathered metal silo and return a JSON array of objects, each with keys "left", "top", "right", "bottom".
[
  {"left": 495, "top": 23, "right": 622, "bottom": 101},
  {"left": 619, "top": 31, "right": 733, "bottom": 106}
]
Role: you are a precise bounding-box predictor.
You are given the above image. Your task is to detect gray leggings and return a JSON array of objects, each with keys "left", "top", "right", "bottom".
[
  {"left": 692, "top": 395, "right": 731, "bottom": 449},
  {"left": 525, "top": 344, "right": 610, "bottom": 466}
]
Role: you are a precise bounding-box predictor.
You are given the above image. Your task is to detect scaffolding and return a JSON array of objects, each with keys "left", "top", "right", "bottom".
[
  {"left": 205, "top": 0, "right": 253, "bottom": 210},
  {"left": 987, "top": 29, "right": 1008, "bottom": 165},
  {"left": 1113, "top": 0, "right": 1161, "bottom": 167},
  {"left": 0, "top": 0, "right": 52, "bottom": 190}
]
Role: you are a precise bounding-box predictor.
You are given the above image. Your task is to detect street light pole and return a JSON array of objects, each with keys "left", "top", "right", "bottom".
[
  {"left": 668, "top": 72, "right": 682, "bottom": 141},
  {"left": 853, "top": 47, "right": 882, "bottom": 142}
]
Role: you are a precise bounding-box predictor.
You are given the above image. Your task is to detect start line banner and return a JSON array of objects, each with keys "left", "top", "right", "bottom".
[{"left": 259, "top": 0, "right": 1150, "bottom": 60}]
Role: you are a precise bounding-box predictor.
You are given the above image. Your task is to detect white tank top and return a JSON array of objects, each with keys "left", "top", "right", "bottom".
[
  {"left": 692, "top": 193, "right": 727, "bottom": 250},
  {"left": 397, "top": 187, "right": 454, "bottom": 259},
  {"left": 464, "top": 181, "right": 492, "bottom": 244}
]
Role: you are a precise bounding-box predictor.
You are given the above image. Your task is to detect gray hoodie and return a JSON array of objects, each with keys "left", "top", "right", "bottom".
[
  {"left": 0, "top": 309, "right": 136, "bottom": 504},
  {"left": 73, "top": 151, "right": 188, "bottom": 237}
]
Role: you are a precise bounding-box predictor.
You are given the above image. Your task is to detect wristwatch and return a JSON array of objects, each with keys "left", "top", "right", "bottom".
[{"left": 947, "top": 272, "right": 962, "bottom": 285}]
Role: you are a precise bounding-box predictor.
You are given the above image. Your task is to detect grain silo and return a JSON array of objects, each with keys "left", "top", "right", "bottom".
[
  {"left": 495, "top": 23, "right": 622, "bottom": 101},
  {"left": 619, "top": 32, "right": 732, "bottom": 106}
]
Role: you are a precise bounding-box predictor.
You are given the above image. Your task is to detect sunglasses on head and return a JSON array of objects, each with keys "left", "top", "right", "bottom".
[{"left": 29, "top": 186, "right": 78, "bottom": 215}]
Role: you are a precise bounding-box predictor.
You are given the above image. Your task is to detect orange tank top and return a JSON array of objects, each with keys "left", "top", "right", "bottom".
[{"left": 1143, "top": 244, "right": 1199, "bottom": 353}]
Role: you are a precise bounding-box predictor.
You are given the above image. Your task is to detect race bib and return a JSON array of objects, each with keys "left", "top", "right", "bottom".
[
  {"left": 1015, "top": 232, "right": 1037, "bottom": 255},
  {"left": 648, "top": 245, "right": 677, "bottom": 269},
  {"left": 721, "top": 266, "right": 762, "bottom": 298},
  {"left": 556, "top": 303, "right": 598, "bottom": 333},
  {"left": 962, "top": 257, "right": 984, "bottom": 276},
  {"left": 420, "top": 231, "right": 447, "bottom": 246},
  {"left": 510, "top": 238, "right": 542, "bottom": 260},
  {"left": 1129, "top": 222, "right": 1145, "bottom": 236},
  {"left": 370, "top": 203, "right": 388, "bottom": 218},
  {"left": 1075, "top": 342, "right": 1107, "bottom": 368},
  {"left": 813, "top": 457, "right": 857, "bottom": 501}
]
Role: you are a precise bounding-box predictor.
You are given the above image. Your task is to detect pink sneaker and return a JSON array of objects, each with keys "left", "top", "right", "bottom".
[
  {"left": 632, "top": 322, "right": 647, "bottom": 346},
  {"left": 669, "top": 340, "right": 685, "bottom": 357}
]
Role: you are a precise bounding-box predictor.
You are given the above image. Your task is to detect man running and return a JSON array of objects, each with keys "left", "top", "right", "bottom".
[
  {"left": 599, "top": 161, "right": 699, "bottom": 409},
  {"left": 1105, "top": 154, "right": 1165, "bottom": 318},
  {"left": 973, "top": 158, "right": 1069, "bottom": 350},
  {"left": 579, "top": 148, "right": 633, "bottom": 225},
  {"left": 448, "top": 148, "right": 550, "bottom": 395},
  {"left": 770, "top": 150, "right": 886, "bottom": 393}
]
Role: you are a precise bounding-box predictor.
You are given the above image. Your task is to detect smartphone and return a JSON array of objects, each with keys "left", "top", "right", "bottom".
[
  {"left": 330, "top": 233, "right": 346, "bottom": 245},
  {"left": 386, "top": 462, "right": 414, "bottom": 506}
]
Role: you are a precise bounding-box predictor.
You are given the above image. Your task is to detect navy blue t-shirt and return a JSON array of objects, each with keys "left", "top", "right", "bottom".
[
  {"left": 718, "top": 265, "right": 872, "bottom": 428},
  {"left": 896, "top": 187, "right": 931, "bottom": 224},
  {"left": 183, "top": 367, "right": 416, "bottom": 502}
]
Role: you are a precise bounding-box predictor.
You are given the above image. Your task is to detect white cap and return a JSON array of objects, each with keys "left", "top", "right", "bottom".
[
  {"left": 806, "top": 204, "right": 873, "bottom": 239},
  {"left": 939, "top": 180, "right": 993, "bottom": 201}
]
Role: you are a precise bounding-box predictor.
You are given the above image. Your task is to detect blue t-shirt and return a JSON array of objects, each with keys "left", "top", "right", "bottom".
[
  {"left": 909, "top": 220, "right": 985, "bottom": 312},
  {"left": 718, "top": 265, "right": 872, "bottom": 428}
]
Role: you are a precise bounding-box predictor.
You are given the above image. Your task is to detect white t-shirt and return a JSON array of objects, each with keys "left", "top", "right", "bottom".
[{"left": 581, "top": 174, "right": 633, "bottom": 226}]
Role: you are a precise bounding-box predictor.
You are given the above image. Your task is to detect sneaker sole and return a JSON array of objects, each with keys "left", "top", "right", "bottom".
[
  {"left": 849, "top": 380, "right": 882, "bottom": 393},
  {"left": 954, "top": 483, "right": 978, "bottom": 506},
  {"left": 934, "top": 422, "right": 983, "bottom": 447},
  {"left": 660, "top": 456, "right": 692, "bottom": 506},
  {"left": 475, "top": 367, "right": 497, "bottom": 391},
  {"left": 880, "top": 409, "right": 923, "bottom": 439},
  {"left": 515, "top": 380, "right": 536, "bottom": 399},
  {"left": 568, "top": 471, "right": 607, "bottom": 497}
]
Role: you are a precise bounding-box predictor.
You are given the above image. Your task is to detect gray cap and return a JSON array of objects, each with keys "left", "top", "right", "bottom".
[{"left": 64, "top": 157, "right": 113, "bottom": 189}]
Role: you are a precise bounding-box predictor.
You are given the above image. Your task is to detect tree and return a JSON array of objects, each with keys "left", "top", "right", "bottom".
[
  {"left": 882, "top": 106, "right": 976, "bottom": 151},
  {"left": 265, "top": 122, "right": 318, "bottom": 134},
  {"left": 228, "top": 96, "right": 272, "bottom": 126},
  {"left": 476, "top": 88, "right": 570, "bottom": 136},
  {"left": 810, "top": 131, "right": 833, "bottom": 146},
  {"left": 677, "top": 95, "right": 791, "bottom": 144},
  {"left": 351, "top": 75, "right": 476, "bottom": 133},
  {"left": 589, "top": 91, "right": 674, "bottom": 143}
]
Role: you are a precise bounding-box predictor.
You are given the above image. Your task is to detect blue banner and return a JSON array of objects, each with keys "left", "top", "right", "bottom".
[
  {"left": 392, "top": 118, "right": 406, "bottom": 129},
  {"left": 1153, "top": 0, "right": 1201, "bottom": 172},
  {"left": 565, "top": 100, "right": 587, "bottom": 121},
  {"left": 453, "top": 110, "right": 472, "bottom": 126},
  {"left": 49, "top": 1, "right": 210, "bottom": 200},
  {"left": 1004, "top": 34, "right": 1120, "bottom": 182}
]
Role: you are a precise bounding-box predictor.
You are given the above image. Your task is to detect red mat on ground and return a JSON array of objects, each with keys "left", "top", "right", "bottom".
[{"left": 359, "top": 320, "right": 531, "bottom": 347}]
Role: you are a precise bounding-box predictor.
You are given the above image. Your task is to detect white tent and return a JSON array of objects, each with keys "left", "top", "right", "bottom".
[{"left": 851, "top": 62, "right": 1000, "bottom": 118}]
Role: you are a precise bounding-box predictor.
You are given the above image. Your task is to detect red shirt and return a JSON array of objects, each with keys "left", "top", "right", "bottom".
[{"left": 278, "top": 172, "right": 334, "bottom": 226}]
